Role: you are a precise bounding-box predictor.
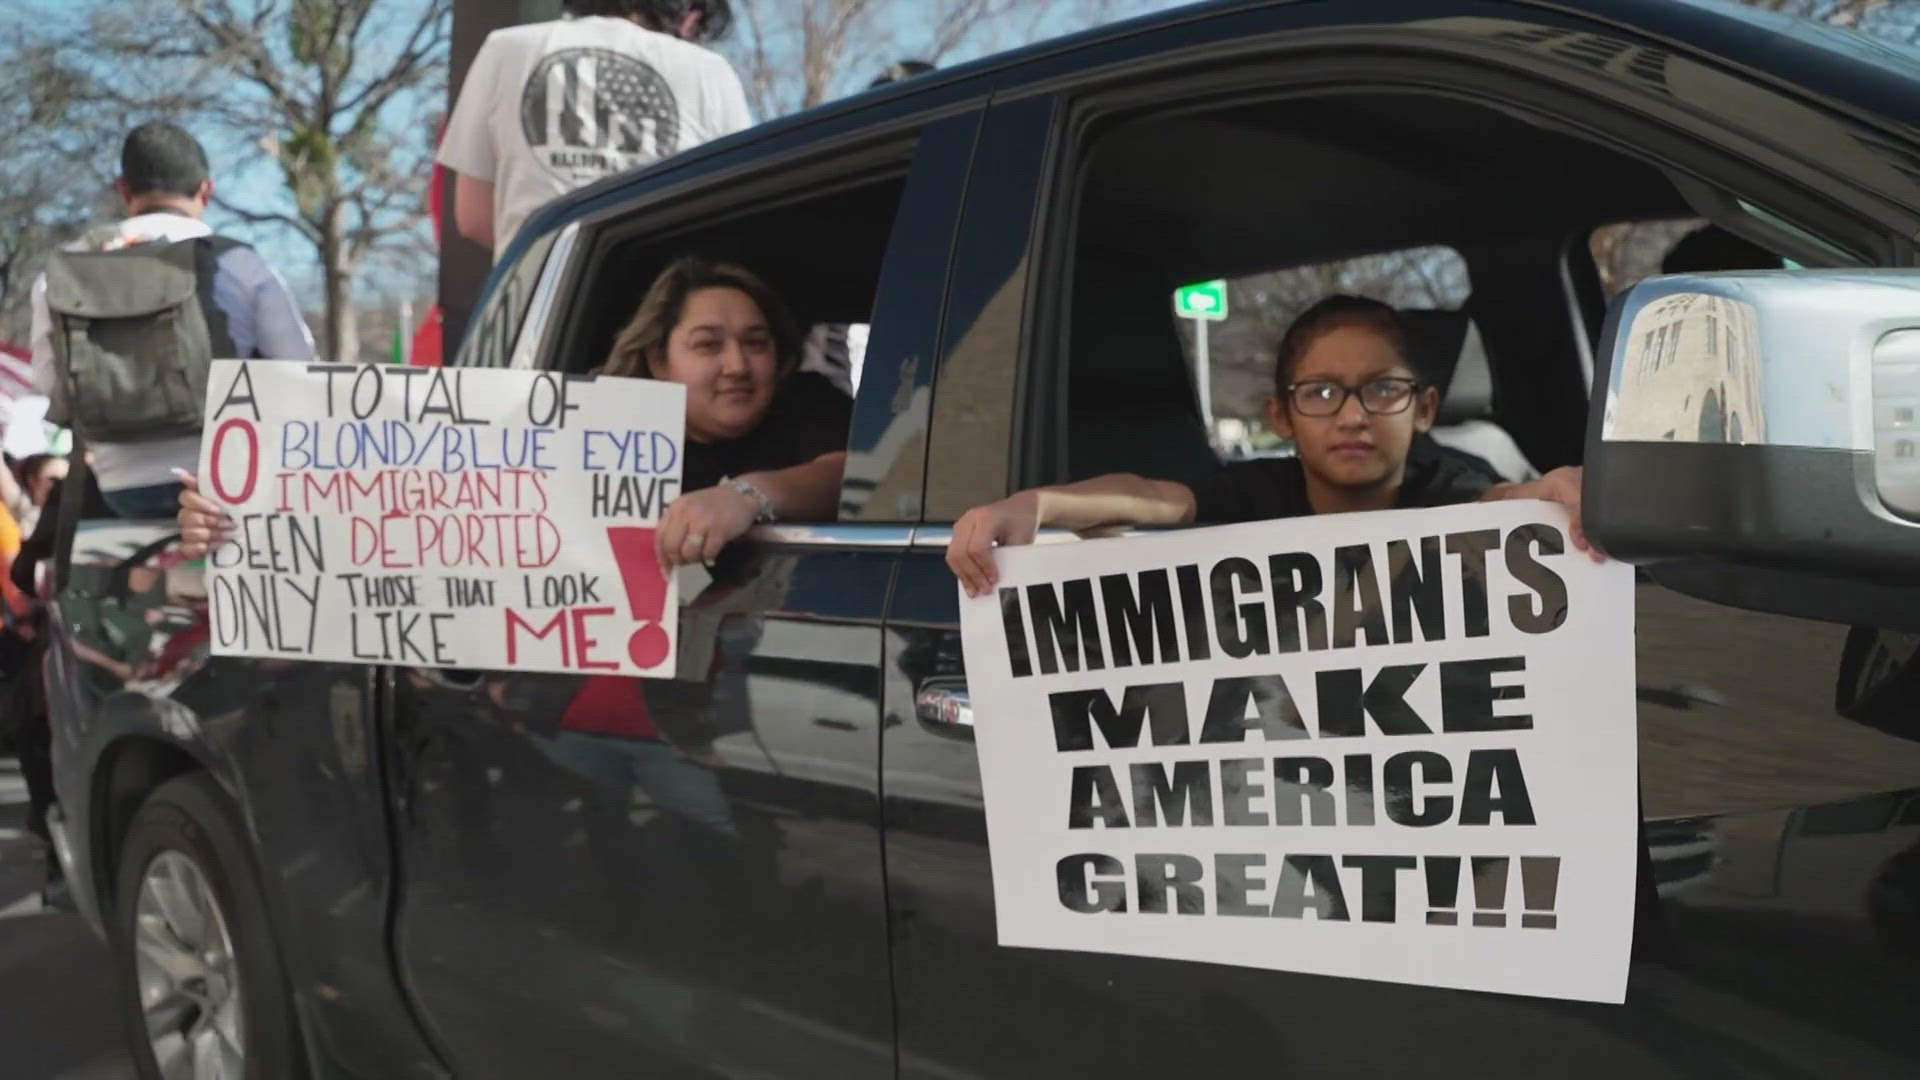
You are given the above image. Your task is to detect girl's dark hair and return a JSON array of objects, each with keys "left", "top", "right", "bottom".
[
  {"left": 604, "top": 257, "right": 801, "bottom": 379},
  {"left": 14, "top": 453, "right": 57, "bottom": 487},
  {"left": 1272, "top": 295, "right": 1411, "bottom": 395},
  {"left": 564, "top": 0, "right": 734, "bottom": 41}
]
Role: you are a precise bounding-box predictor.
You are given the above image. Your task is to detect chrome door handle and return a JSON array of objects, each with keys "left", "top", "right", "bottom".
[{"left": 915, "top": 680, "right": 973, "bottom": 730}]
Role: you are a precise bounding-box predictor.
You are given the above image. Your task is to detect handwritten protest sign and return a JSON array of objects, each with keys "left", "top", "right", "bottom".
[
  {"left": 198, "top": 361, "right": 686, "bottom": 676},
  {"left": 960, "top": 501, "right": 1637, "bottom": 1003}
]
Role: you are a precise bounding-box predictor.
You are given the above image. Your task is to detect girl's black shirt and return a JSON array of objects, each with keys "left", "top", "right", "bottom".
[{"left": 1188, "top": 437, "right": 1502, "bottom": 525}]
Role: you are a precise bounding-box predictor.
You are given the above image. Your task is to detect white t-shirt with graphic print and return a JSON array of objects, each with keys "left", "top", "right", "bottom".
[{"left": 438, "top": 15, "right": 754, "bottom": 262}]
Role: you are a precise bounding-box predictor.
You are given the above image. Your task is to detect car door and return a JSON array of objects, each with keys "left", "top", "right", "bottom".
[
  {"left": 386, "top": 109, "right": 978, "bottom": 1079},
  {"left": 881, "top": 5, "right": 1920, "bottom": 1078},
  {"left": 37, "top": 495, "right": 442, "bottom": 1076}
]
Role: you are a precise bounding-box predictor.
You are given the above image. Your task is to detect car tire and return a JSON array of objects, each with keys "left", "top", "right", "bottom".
[{"left": 112, "top": 772, "right": 307, "bottom": 1080}]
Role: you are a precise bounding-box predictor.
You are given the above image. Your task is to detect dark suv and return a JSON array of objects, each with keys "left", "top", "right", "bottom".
[{"left": 40, "top": 1, "right": 1920, "bottom": 1076}]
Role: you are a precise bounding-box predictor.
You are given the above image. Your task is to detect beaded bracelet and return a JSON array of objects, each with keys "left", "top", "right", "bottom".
[{"left": 723, "top": 476, "right": 776, "bottom": 523}]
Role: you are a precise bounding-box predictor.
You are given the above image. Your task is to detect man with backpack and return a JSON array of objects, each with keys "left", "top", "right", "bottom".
[{"left": 27, "top": 121, "right": 316, "bottom": 519}]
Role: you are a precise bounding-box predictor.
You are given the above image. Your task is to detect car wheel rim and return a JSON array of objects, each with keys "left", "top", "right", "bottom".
[{"left": 134, "top": 850, "right": 245, "bottom": 1080}]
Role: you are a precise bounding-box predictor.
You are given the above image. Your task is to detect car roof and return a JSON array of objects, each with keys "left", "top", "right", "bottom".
[{"left": 506, "top": 0, "right": 1920, "bottom": 261}]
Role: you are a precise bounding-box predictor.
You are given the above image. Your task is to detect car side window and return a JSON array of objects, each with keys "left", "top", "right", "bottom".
[
  {"left": 1039, "top": 77, "right": 1881, "bottom": 485},
  {"left": 1052, "top": 88, "right": 1634, "bottom": 487},
  {"left": 530, "top": 142, "right": 935, "bottom": 523}
]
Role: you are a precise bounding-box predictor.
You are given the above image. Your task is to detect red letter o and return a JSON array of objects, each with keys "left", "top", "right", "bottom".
[{"left": 208, "top": 419, "right": 259, "bottom": 504}]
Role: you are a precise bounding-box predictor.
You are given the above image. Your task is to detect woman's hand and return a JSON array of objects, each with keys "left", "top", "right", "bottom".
[
  {"left": 1482, "top": 466, "right": 1603, "bottom": 561},
  {"left": 172, "top": 472, "right": 233, "bottom": 560},
  {"left": 947, "top": 491, "right": 1042, "bottom": 598},
  {"left": 657, "top": 484, "right": 759, "bottom": 568}
]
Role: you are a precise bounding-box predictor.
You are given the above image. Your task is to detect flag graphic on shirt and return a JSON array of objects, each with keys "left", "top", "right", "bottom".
[{"left": 520, "top": 48, "right": 681, "bottom": 185}]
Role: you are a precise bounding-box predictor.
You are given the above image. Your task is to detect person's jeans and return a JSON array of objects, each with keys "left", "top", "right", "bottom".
[{"left": 102, "top": 482, "right": 184, "bottom": 521}]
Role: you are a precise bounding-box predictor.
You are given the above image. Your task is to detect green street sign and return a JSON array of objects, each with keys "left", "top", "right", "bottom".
[{"left": 1174, "top": 279, "right": 1228, "bottom": 321}]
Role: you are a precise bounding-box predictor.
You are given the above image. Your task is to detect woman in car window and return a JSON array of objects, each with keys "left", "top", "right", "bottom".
[
  {"left": 600, "top": 256, "right": 848, "bottom": 566},
  {"left": 170, "top": 257, "right": 849, "bottom": 837},
  {"left": 177, "top": 256, "right": 849, "bottom": 565},
  {"left": 946, "top": 295, "right": 1593, "bottom": 598}
]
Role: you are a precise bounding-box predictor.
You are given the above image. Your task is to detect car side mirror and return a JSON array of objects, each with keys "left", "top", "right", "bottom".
[{"left": 1585, "top": 270, "right": 1920, "bottom": 630}]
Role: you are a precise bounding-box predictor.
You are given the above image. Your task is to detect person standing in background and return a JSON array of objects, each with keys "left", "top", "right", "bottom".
[
  {"left": 439, "top": 0, "right": 751, "bottom": 263},
  {"left": 0, "top": 453, "right": 66, "bottom": 539},
  {"left": 28, "top": 122, "right": 315, "bottom": 519}
]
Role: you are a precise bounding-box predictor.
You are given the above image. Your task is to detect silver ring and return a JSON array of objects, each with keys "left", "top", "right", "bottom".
[{"left": 687, "top": 533, "right": 707, "bottom": 547}]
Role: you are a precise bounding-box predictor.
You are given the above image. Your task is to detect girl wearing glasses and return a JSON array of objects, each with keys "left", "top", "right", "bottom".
[{"left": 946, "top": 295, "right": 1592, "bottom": 598}]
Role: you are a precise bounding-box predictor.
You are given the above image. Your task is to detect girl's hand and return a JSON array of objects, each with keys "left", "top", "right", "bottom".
[
  {"left": 656, "top": 484, "right": 759, "bottom": 568},
  {"left": 947, "top": 491, "right": 1041, "bottom": 599},
  {"left": 1483, "top": 466, "right": 1603, "bottom": 562},
  {"left": 172, "top": 471, "right": 233, "bottom": 560}
]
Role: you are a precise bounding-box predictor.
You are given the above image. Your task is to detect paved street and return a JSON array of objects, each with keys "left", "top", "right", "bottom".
[{"left": 0, "top": 757, "right": 133, "bottom": 1080}]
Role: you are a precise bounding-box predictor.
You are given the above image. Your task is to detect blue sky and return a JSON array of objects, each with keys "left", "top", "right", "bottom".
[
  {"left": 21, "top": 0, "right": 1906, "bottom": 326},
  {"left": 6, "top": 0, "right": 447, "bottom": 308}
]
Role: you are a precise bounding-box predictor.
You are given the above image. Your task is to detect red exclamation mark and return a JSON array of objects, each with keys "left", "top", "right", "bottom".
[{"left": 605, "top": 527, "right": 671, "bottom": 669}]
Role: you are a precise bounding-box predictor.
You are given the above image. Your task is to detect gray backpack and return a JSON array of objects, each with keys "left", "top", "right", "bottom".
[{"left": 42, "top": 229, "right": 246, "bottom": 442}]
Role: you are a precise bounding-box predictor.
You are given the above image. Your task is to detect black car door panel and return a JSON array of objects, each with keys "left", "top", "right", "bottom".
[
  {"left": 392, "top": 545, "right": 901, "bottom": 1080},
  {"left": 389, "top": 105, "right": 978, "bottom": 1078},
  {"left": 882, "top": 7, "right": 1920, "bottom": 1076}
]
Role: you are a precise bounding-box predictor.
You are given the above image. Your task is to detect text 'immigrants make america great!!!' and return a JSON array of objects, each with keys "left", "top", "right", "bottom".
[
  {"left": 197, "top": 360, "right": 686, "bottom": 677},
  {"left": 959, "top": 501, "right": 1637, "bottom": 1003}
]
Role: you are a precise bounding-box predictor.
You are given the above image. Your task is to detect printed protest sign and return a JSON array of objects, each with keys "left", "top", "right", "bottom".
[
  {"left": 198, "top": 361, "right": 686, "bottom": 676},
  {"left": 960, "top": 501, "right": 1637, "bottom": 1003}
]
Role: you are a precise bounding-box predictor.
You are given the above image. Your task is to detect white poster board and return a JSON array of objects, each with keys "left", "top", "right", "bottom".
[
  {"left": 960, "top": 501, "right": 1638, "bottom": 1003},
  {"left": 198, "top": 361, "right": 685, "bottom": 676}
]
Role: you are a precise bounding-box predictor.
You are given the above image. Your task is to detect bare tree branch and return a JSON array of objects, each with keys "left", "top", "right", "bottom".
[
  {"left": 337, "top": 0, "right": 450, "bottom": 118},
  {"left": 179, "top": 3, "right": 308, "bottom": 126},
  {"left": 50, "top": 0, "right": 449, "bottom": 359},
  {"left": 722, "top": 0, "right": 1156, "bottom": 117},
  {"left": 211, "top": 195, "right": 323, "bottom": 244}
]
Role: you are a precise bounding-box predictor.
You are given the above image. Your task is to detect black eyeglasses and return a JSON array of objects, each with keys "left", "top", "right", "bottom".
[{"left": 1284, "top": 377, "right": 1422, "bottom": 417}]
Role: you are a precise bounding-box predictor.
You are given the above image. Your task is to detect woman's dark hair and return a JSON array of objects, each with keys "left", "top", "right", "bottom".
[
  {"left": 869, "top": 60, "right": 936, "bottom": 89},
  {"left": 1272, "top": 295, "right": 1411, "bottom": 396},
  {"left": 121, "top": 121, "right": 210, "bottom": 199},
  {"left": 14, "top": 453, "right": 57, "bottom": 489},
  {"left": 604, "top": 257, "right": 801, "bottom": 379},
  {"left": 564, "top": 0, "right": 734, "bottom": 41}
]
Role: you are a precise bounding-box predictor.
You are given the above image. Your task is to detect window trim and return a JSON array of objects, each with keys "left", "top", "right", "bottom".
[
  {"left": 918, "top": 93, "right": 1059, "bottom": 522},
  {"left": 506, "top": 221, "right": 581, "bottom": 370},
  {"left": 453, "top": 227, "right": 561, "bottom": 369}
]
